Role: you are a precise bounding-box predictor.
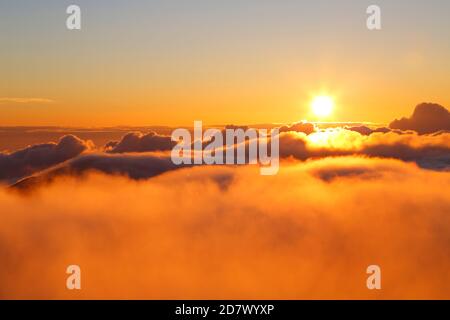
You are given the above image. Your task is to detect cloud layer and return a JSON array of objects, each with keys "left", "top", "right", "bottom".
[
  {"left": 1, "top": 157, "right": 449, "bottom": 299},
  {"left": 2, "top": 103, "right": 448, "bottom": 186},
  {"left": 8, "top": 127, "right": 450, "bottom": 189}
]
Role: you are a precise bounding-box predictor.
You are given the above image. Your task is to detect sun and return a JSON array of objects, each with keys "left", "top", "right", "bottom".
[{"left": 311, "top": 96, "right": 334, "bottom": 118}]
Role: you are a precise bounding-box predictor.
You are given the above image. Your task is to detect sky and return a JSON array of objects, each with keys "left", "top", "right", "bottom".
[{"left": 1, "top": 0, "right": 450, "bottom": 126}]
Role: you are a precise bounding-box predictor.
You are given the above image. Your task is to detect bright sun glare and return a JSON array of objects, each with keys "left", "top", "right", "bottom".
[{"left": 311, "top": 96, "right": 334, "bottom": 118}]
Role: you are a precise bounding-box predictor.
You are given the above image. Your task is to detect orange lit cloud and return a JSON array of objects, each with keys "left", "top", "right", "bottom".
[
  {"left": 280, "top": 129, "right": 450, "bottom": 170},
  {"left": 0, "top": 157, "right": 449, "bottom": 299}
]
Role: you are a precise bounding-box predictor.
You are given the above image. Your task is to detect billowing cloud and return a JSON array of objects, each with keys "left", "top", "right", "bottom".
[
  {"left": 0, "top": 157, "right": 449, "bottom": 299},
  {"left": 105, "top": 131, "right": 176, "bottom": 153},
  {"left": 279, "top": 130, "right": 450, "bottom": 170},
  {"left": 10, "top": 128, "right": 450, "bottom": 190},
  {"left": 0, "top": 135, "right": 92, "bottom": 183},
  {"left": 389, "top": 103, "right": 450, "bottom": 134}
]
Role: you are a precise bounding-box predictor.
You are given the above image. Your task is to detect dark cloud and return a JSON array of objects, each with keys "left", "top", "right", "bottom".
[
  {"left": 12, "top": 152, "right": 181, "bottom": 191},
  {"left": 346, "top": 125, "right": 391, "bottom": 136},
  {"left": 105, "top": 131, "right": 176, "bottom": 153},
  {"left": 224, "top": 125, "right": 249, "bottom": 131},
  {"left": 68, "top": 153, "right": 178, "bottom": 179},
  {"left": 389, "top": 103, "right": 450, "bottom": 134},
  {"left": 362, "top": 138, "right": 450, "bottom": 170},
  {"left": 279, "top": 122, "right": 316, "bottom": 135},
  {"left": 0, "top": 135, "right": 92, "bottom": 183}
]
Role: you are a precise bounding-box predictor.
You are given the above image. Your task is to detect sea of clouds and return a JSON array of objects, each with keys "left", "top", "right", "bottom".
[{"left": 0, "top": 103, "right": 449, "bottom": 299}]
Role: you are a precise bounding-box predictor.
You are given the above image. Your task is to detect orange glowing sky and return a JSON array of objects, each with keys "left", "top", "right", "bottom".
[{"left": 1, "top": 0, "right": 450, "bottom": 126}]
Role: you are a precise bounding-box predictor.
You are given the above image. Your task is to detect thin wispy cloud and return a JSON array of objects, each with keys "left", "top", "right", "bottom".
[{"left": 0, "top": 97, "right": 55, "bottom": 104}]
